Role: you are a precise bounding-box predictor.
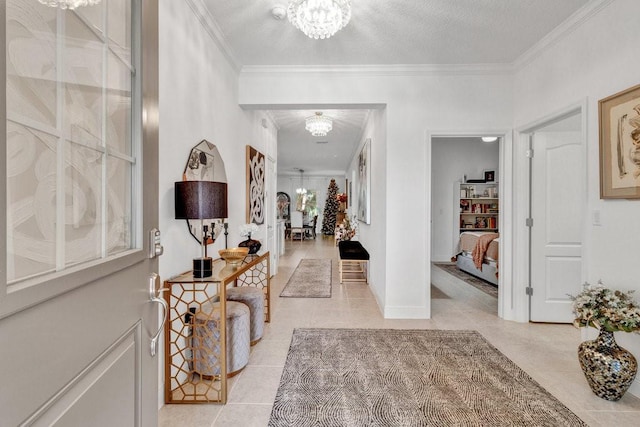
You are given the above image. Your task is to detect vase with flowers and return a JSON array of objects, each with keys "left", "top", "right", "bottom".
[
  {"left": 569, "top": 281, "right": 640, "bottom": 400},
  {"left": 238, "top": 223, "right": 261, "bottom": 254},
  {"left": 335, "top": 215, "right": 357, "bottom": 244}
]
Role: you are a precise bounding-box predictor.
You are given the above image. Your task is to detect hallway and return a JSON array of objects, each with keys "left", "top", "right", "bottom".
[{"left": 159, "top": 238, "right": 640, "bottom": 426}]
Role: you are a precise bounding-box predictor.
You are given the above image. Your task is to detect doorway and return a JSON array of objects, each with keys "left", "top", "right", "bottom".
[{"left": 430, "top": 135, "right": 502, "bottom": 316}]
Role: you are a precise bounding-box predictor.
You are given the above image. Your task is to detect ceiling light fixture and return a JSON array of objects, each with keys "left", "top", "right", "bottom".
[
  {"left": 38, "top": 0, "right": 100, "bottom": 9},
  {"left": 305, "top": 112, "right": 333, "bottom": 136},
  {"left": 287, "top": 0, "right": 351, "bottom": 40},
  {"left": 296, "top": 169, "right": 307, "bottom": 195},
  {"left": 482, "top": 136, "right": 498, "bottom": 143}
]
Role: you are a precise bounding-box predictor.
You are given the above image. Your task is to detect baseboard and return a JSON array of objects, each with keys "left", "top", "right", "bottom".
[{"left": 384, "top": 304, "right": 429, "bottom": 319}]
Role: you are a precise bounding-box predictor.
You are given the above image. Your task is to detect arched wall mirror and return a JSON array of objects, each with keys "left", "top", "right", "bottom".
[
  {"left": 182, "top": 140, "right": 228, "bottom": 245},
  {"left": 277, "top": 191, "right": 291, "bottom": 220}
]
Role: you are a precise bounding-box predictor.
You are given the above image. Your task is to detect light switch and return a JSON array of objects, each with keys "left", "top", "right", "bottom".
[{"left": 592, "top": 210, "right": 601, "bottom": 226}]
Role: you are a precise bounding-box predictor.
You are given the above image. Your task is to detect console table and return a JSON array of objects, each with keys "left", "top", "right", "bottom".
[{"left": 163, "top": 252, "right": 270, "bottom": 404}]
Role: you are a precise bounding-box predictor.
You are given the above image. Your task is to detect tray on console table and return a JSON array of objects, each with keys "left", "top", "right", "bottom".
[{"left": 163, "top": 252, "right": 270, "bottom": 404}]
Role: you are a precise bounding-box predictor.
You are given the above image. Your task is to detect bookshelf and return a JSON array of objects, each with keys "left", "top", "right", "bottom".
[{"left": 456, "top": 182, "right": 499, "bottom": 232}]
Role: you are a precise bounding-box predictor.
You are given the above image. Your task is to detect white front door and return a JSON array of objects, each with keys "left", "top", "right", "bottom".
[
  {"left": 530, "top": 118, "right": 584, "bottom": 322},
  {"left": 0, "top": 1, "right": 160, "bottom": 425}
]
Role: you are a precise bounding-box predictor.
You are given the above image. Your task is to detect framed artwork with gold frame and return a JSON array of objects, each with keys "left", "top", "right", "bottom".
[{"left": 599, "top": 83, "right": 640, "bottom": 199}]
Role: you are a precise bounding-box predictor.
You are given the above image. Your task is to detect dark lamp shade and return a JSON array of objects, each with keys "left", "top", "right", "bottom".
[{"left": 175, "top": 181, "right": 228, "bottom": 219}]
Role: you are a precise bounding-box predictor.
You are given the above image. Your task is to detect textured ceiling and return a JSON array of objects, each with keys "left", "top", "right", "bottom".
[
  {"left": 201, "top": 0, "right": 590, "bottom": 174},
  {"left": 202, "top": 0, "right": 589, "bottom": 66}
]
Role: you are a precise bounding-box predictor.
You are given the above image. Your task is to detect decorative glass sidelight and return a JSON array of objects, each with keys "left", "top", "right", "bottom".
[{"left": 6, "top": 0, "right": 137, "bottom": 282}]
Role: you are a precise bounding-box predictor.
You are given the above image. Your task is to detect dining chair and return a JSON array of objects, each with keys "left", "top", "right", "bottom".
[{"left": 290, "top": 211, "right": 305, "bottom": 241}]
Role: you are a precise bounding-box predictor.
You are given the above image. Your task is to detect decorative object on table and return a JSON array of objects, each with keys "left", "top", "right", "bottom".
[
  {"left": 182, "top": 140, "right": 228, "bottom": 246},
  {"left": 334, "top": 214, "right": 357, "bottom": 243},
  {"left": 321, "top": 179, "right": 340, "bottom": 235},
  {"left": 269, "top": 329, "right": 587, "bottom": 426},
  {"left": 238, "top": 223, "right": 261, "bottom": 254},
  {"left": 175, "top": 181, "right": 228, "bottom": 278},
  {"left": 598, "top": 83, "right": 640, "bottom": 199},
  {"left": 357, "top": 138, "right": 371, "bottom": 224},
  {"left": 218, "top": 247, "right": 249, "bottom": 266},
  {"left": 570, "top": 281, "right": 640, "bottom": 401},
  {"left": 246, "top": 145, "right": 265, "bottom": 224}
]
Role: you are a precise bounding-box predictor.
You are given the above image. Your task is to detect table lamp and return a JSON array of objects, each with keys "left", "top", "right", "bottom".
[{"left": 175, "top": 181, "right": 228, "bottom": 278}]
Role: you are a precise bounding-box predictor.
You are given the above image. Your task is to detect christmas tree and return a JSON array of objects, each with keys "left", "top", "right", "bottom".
[{"left": 321, "top": 179, "right": 340, "bottom": 235}]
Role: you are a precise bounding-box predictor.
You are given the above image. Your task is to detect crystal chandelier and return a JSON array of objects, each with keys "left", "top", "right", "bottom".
[
  {"left": 296, "top": 169, "right": 307, "bottom": 211},
  {"left": 305, "top": 112, "right": 333, "bottom": 137},
  {"left": 38, "top": 0, "right": 101, "bottom": 9},
  {"left": 287, "top": 0, "right": 351, "bottom": 40}
]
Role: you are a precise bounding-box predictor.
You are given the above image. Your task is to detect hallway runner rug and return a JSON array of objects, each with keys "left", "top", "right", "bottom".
[
  {"left": 434, "top": 262, "right": 498, "bottom": 298},
  {"left": 269, "top": 329, "right": 586, "bottom": 427},
  {"left": 279, "top": 259, "right": 332, "bottom": 298}
]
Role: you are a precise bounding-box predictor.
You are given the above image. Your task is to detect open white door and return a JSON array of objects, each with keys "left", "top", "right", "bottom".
[
  {"left": 0, "top": 1, "right": 160, "bottom": 425},
  {"left": 529, "top": 114, "right": 584, "bottom": 322},
  {"left": 267, "top": 156, "right": 278, "bottom": 275}
]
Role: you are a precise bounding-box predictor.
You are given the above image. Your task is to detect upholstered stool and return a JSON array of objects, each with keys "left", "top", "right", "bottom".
[
  {"left": 192, "top": 301, "right": 250, "bottom": 378},
  {"left": 226, "top": 287, "right": 264, "bottom": 345}
]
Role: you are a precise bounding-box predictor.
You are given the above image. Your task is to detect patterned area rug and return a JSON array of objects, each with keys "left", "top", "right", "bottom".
[
  {"left": 279, "top": 259, "right": 332, "bottom": 298},
  {"left": 434, "top": 262, "right": 498, "bottom": 298},
  {"left": 269, "top": 329, "right": 586, "bottom": 427}
]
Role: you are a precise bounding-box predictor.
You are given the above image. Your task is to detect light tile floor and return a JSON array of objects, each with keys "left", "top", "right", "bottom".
[{"left": 159, "top": 237, "right": 640, "bottom": 426}]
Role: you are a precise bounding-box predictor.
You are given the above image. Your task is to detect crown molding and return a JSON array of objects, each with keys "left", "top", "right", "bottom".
[
  {"left": 513, "top": 0, "right": 614, "bottom": 70},
  {"left": 188, "top": 0, "right": 613, "bottom": 79},
  {"left": 263, "top": 110, "right": 280, "bottom": 131},
  {"left": 185, "top": 0, "right": 241, "bottom": 73},
  {"left": 240, "top": 63, "right": 515, "bottom": 78}
]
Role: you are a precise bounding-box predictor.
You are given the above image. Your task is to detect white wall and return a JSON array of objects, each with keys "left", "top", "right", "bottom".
[
  {"left": 345, "top": 109, "right": 387, "bottom": 308},
  {"left": 240, "top": 71, "right": 513, "bottom": 318},
  {"left": 512, "top": 0, "right": 640, "bottom": 395},
  {"left": 431, "top": 138, "right": 499, "bottom": 261},
  {"left": 158, "top": 0, "right": 271, "bottom": 405}
]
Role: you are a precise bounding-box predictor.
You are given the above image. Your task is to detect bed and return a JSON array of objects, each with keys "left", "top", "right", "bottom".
[{"left": 454, "top": 231, "right": 499, "bottom": 286}]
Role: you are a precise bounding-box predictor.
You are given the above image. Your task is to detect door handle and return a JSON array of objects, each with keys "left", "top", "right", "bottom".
[{"left": 148, "top": 273, "right": 168, "bottom": 357}]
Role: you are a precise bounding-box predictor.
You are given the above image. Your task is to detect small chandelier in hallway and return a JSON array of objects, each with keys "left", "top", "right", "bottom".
[
  {"left": 296, "top": 169, "right": 307, "bottom": 196},
  {"left": 38, "top": 0, "right": 100, "bottom": 9},
  {"left": 287, "top": 0, "right": 351, "bottom": 40},
  {"left": 305, "top": 112, "right": 333, "bottom": 137}
]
